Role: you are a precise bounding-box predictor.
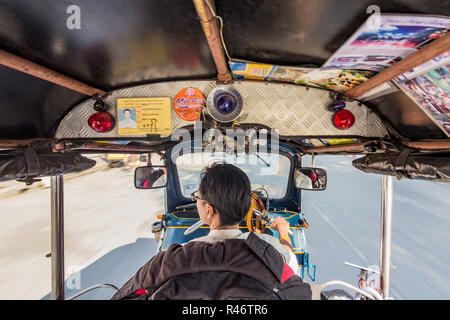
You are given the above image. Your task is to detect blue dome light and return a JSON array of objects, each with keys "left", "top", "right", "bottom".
[
  {"left": 215, "top": 93, "right": 236, "bottom": 114},
  {"left": 207, "top": 86, "right": 243, "bottom": 122}
]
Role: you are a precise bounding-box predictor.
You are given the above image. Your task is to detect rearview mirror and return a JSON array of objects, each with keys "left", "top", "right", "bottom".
[
  {"left": 295, "top": 167, "right": 327, "bottom": 191},
  {"left": 135, "top": 166, "right": 167, "bottom": 189}
]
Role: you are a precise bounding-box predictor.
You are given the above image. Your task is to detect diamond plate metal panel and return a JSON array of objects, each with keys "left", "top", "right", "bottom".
[{"left": 55, "top": 80, "right": 389, "bottom": 139}]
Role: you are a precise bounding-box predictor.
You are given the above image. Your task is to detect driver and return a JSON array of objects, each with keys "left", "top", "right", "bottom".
[
  {"left": 112, "top": 163, "right": 321, "bottom": 300},
  {"left": 189, "top": 163, "right": 299, "bottom": 274}
]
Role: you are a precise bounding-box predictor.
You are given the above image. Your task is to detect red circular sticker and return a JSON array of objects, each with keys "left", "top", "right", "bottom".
[{"left": 173, "top": 87, "right": 206, "bottom": 121}]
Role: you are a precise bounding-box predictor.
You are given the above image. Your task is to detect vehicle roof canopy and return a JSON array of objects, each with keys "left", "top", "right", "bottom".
[{"left": 0, "top": 0, "right": 448, "bottom": 140}]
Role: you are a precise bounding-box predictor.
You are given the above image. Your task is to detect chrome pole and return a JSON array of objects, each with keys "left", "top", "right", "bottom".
[
  {"left": 51, "top": 175, "right": 65, "bottom": 300},
  {"left": 379, "top": 175, "right": 393, "bottom": 298}
]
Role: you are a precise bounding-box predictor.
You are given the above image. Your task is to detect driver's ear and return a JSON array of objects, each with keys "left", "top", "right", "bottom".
[{"left": 207, "top": 204, "right": 215, "bottom": 217}]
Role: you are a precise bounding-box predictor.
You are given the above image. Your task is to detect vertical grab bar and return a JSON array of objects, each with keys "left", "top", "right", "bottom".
[{"left": 51, "top": 175, "right": 65, "bottom": 300}]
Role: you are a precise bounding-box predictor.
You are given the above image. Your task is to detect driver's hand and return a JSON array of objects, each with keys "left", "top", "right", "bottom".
[{"left": 269, "top": 217, "right": 290, "bottom": 236}]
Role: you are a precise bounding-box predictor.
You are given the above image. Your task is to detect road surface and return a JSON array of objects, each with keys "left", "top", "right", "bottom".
[
  {"left": 302, "top": 155, "right": 450, "bottom": 299},
  {"left": 0, "top": 162, "right": 164, "bottom": 300}
]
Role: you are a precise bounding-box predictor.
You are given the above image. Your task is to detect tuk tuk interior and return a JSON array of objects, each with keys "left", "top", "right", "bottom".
[
  {"left": 0, "top": 0, "right": 449, "bottom": 300},
  {"left": 139, "top": 140, "right": 319, "bottom": 281}
]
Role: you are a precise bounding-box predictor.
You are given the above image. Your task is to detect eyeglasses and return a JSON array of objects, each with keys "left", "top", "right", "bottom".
[
  {"left": 190, "top": 190, "right": 215, "bottom": 207},
  {"left": 190, "top": 190, "right": 206, "bottom": 202},
  {"left": 191, "top": 190, "right": 218, "bottom": 214}
]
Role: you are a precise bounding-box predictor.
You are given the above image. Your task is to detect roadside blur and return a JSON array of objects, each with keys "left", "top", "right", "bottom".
[
  {"left": 0, "top": 153, "right": 149, "bottom": 197},
  {"left": 0, "top": 153, "right": 164, "bottom": 299}
]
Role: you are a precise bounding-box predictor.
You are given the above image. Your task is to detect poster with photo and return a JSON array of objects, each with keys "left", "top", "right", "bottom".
[
  {"left": 298, "top": 68, "right": 377, "bottom": 91},
  {"left": 324, "top": 55, "right": 401, "bottom": 72},
  {"left": 437, "top": 119, "right": 450, "bottom": 135},
  {"left": 268, "top": 65, "right": 315, "bottom": 82},
  {"left": 323, "top": 14, "right": 450, "bottom": 71},
  {"left": 229, "top": 61, "right": 315, "bottom": 83},
  {"left": 394, "top": 64, "right": 450, "bottom": 136},
  {"left": 397, "top": 51, "right": 450, "bottom": 80}
]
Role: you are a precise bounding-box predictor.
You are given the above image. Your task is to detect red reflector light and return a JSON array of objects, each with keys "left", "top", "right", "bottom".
[
  {"left": 88, "top": 112, "right": 114, "bottom": 133},
  {"left": 333, "top": 110, "right": 355, "bottom": 130}
]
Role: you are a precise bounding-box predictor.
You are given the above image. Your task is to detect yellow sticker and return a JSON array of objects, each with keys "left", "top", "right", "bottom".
[
  {"left": 232, "top": 62, "right": 274, "bottom": 80},
  {"left": 117, "top": 97, "right": 172, "bottom": 135},
  {"left": 324, "top": 139, "right": 356, "bottom": 145}
]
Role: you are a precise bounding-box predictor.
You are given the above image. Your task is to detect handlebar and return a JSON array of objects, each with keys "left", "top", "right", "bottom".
[
  {"left": 66, "top": 283, "right": 119, "bottom": 300},
  {"left": 320, "top": 280, "right": 383, "bottom": 300},
  {"left": 253, "top": 209, "right": 294, "bottom": 235},
  {"left": 184, "top": 220, "right": 205, "bottom": 235}
]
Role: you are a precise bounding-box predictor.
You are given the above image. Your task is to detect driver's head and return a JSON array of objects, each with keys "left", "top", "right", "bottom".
[{"left": 197, "top": 163, "right": 251, "bottom": 227}]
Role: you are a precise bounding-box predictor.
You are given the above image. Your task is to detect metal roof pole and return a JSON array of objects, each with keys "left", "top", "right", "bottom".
[
  {"left": 400, "top": 140, "right": 450, "bottom": 151},
  {"left": 51, "top": 175, "right": 65, "bottom": 300},
  {"left": 344, "top": 33, "right": 450, "bottom": 99},
  {"left": 379, "top": 174, "right": 393, "bottom": 299},
  {"left": 0, "top": 49, "right": 106, "bottom": 97},
  {"left": 193, "top": 0, "right": 232, "bottom": 83},
  {"left": 303, "top": 140, "right": 384, "bottom": 154}
]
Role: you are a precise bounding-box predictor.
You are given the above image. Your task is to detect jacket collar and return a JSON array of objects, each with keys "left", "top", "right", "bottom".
[{"left": 207, "top": 228, "right": 242, "bottom": 239}]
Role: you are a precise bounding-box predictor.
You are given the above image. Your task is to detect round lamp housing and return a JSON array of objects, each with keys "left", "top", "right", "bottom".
[
  {"left": 333, "top": 109, "right": 355, "bottom": 130},
  {"left": 88, "top": 112, "right": 114, "bottom": 133},
  {"left": 207, "top": 86, "right": 243, "bottom": 122}
]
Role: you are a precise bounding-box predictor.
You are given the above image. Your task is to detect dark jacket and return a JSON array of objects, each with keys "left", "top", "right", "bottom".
[{"left": 112, "top": 232, "right": 312, "bottom": 300}]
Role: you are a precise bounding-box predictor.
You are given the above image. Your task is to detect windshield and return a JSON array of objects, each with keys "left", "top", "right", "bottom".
[{"left": 174, "top": 151, "right": 291, "bottom": 199}]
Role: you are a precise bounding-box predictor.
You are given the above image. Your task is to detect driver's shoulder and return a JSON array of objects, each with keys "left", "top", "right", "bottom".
[
  {"left": 239, "top": 232, "right": 280, "bottom": 248},
  {"left": 240, "top": 232, "right": 298, "bottom": 272}
]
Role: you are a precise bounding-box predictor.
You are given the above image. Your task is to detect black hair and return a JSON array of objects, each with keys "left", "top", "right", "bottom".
[
  {"left": 123, "top": 109, "right": 131, "bottom": 114},
  {"left": 199, "top": 163, "right": 251, "bottom": 226}
]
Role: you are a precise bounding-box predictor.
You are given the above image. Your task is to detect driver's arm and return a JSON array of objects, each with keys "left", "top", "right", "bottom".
[
  {"left": 270, "top": 217, "right": 294, "bottom": 253},
  {"left": 270, "top": 217, "right": 322, "bottom": 300}
]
